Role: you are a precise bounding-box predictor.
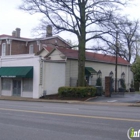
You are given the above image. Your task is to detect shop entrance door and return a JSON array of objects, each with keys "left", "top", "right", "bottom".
[{"left": 13, "top": 80, "right": 21, "bottom": 96}]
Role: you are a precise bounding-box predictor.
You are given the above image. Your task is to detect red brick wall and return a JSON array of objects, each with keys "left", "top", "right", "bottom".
[
  {"left": 0, "top": 37, "right": 70, "bottom": 56},
  {"left": 28, "top": 41, "right": 39, "bottom": 54},
  {"left": 40, "top": 38, "right": 70, "bottom": 48},
  {"left": 11, "top": 40, "right": 27, "bottom": 55},
  {"left": 105, "top": 77, "right": 111, "bottom": 97}
]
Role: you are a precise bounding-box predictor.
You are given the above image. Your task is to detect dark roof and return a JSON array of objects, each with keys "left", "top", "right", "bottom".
[
  {"left": 0, "top": 34, "right": 31, "bottom": 40},
  {"left": 0, "top": 34, "right": 13, "bottom": 38},
  {"left": 55, "top": 47, "right": 130, "bottom": 65}
]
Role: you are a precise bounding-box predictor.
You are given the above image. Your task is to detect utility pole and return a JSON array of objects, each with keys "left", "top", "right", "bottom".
[{"left": 115, "top": 31, "right": 119, "bottom": 92}]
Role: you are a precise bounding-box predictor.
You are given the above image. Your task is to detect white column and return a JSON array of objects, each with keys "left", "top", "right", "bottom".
[{"left": 0, "top": 78, "right": 1, "bottom": 96}]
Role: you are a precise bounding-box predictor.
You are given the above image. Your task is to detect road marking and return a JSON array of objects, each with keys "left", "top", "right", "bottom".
[
  {"left": 107, "top": 100, "right": 117, "bottom": 103},
  {"left": 0, "top": 107, "right": 139, "bottom": 122}
]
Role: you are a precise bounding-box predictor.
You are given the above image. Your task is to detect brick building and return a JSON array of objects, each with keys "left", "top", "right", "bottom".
[
  {"left": 0, "top": 26, "right": 71, "bottom": 98},
  {"left": 0, "top": 26, "right": 71, "bottom": 56}
]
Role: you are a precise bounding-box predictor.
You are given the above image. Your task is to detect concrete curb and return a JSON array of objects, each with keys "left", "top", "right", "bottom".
[{"left": 0, "top": 96, "right": 139, "bottom": 107}]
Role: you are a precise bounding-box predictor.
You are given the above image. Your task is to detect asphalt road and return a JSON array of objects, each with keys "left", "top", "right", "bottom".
[
  {"left": 0, "top": 100, "right": 139, "bottom": 140},
  {"left": 89, "top": 93, "right": 140, "bottom": 103}
]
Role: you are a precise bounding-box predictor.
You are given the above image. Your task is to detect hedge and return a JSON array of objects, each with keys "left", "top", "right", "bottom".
[{"left": 58, "top": 87, "right": 96, "bottom": 98}]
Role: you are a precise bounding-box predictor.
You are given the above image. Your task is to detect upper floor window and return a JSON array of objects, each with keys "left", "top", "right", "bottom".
[
  {"left": 2, "top": 43, "right": 6, "bottom": 56},
  {"left": 29, "top": 44, "right": 34, "bottom": 54}
]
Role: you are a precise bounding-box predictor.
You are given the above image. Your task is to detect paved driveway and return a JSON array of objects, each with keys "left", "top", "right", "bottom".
[{"left": 88, "top": 92, "right": 140, "bottom": 103}]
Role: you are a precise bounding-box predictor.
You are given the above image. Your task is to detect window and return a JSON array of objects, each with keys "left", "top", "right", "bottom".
[
  {"left": 2, "top": 43, "right": 6, "bottom": 56},
  {"left": 2, "top": 78, "right": 11, "bottom": 90},
  {"left": 29, "top": 45, "right": 34, "bottom": 54},
  {"left": 23, "top": 79, "right": 33, "bottom": 92}
]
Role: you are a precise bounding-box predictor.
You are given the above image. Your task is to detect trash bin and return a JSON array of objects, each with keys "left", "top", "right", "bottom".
[{"left": 95, "top": 86, "right": 103, "bottom": 96}]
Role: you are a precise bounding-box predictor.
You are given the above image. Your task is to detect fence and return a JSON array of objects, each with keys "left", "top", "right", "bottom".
[{"left": 70, "top": 77, "right": 123, "bottom": 91}]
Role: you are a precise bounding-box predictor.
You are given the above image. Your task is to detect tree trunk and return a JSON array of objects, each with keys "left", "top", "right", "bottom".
[
  {"left": 77, "top": 37, "right": 86, "bottom": 86},
  {"left": 77, "top": 1, "right": 86, "bottom": 87},
  {"left": 128, "top": 46, "right": 131, "bottom": 62}
]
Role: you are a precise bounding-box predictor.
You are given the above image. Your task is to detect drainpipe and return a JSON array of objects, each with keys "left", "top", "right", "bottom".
[
  {"left": 42, "top": 59, "right": 44, "bottom": 93},
  {"left": 42, "top": 58, "right": 46, "bottom": 96},
  {"left": 39, "top": 56, "right": 45, "bottom": 97}
]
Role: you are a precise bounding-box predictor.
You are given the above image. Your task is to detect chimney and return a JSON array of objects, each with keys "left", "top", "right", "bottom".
[
  {"left": 15, "top": 28, "right": 21, "bottom": 38},
  {"left": 46, "top": 25, "right": 52, "bottom": 37},
  {"left": 12, "top": 31, "right": 16, "bottom": 37}
]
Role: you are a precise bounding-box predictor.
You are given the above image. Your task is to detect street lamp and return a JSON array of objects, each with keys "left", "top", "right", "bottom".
[
  {"left": 97, "top": 70, "right": 102, "bottom": 78},
  {"left": 121, "top": 72, "right": 125, "bottom": 79},
  {"left": 109, "top": 71, "right": 114, "bottom": 78}
]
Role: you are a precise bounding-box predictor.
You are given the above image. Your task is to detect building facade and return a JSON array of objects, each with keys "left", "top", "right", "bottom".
[
  {"left": 0, "top": 27, "right": 71, "bottom": 56},
  {"left": 0, "top": 54, "right": 65, "bottom": 98},
  {"left": 0, "top": 54, "right": 40, "bottom": 98},
  {"left": 0, "top": 27, "right": 134, "bottom": 98},
  {"left": 44, "top": 47, "right": 133, "bottom": 90},
  {"left": 0, "top": 27, "right": 69, "bottom": 98}
]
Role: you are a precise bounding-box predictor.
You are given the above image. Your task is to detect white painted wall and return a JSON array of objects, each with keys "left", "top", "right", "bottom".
[
  {"left": 22, "top": 91, "right": 33, "bottom": 98},
  {"left": 65, "top": 60, "right": 78, "bottom": 86},
  {"left": 0, "top": 52, "right": 133, "bottom": 98},
  {"left": 49, "top": 49, "right": 66, "bottom": 60},
  {"left": 66, "top": 59, "right": 133, "bottom": 90},
  {"left": 85, "top": 61, "right": 133, "bottom": 89},
  {"left": 42, "top": 61, "right": 66, "bottom": 95},
  {"left": 1, "top": 78, "right": 12, "bottom": 96},
  {"left": 1, "top": 90, "right": 12, "bottom": 96},
  {"left": 39, "top": 49, "right": 49, "bottom": 57},
  {"left": 0, "top": 54, "right": 40, "bottom": 98}
]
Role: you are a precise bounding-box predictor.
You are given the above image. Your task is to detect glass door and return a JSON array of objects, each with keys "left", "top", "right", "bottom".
[{"left": 13, "top": 80, "right": 21, "bottom": 96}]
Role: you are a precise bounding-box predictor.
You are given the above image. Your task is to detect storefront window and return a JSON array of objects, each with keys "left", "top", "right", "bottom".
[
  {"left": 23, "top": 79, "right": 33, "bottom": 92},
  {"left": 2, "top": 78, "right": 11, "bottom": 90}
]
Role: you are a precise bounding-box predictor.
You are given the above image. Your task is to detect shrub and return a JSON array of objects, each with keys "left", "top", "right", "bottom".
[
  {"left": 58, "top": 87, "right": 96, "bottom": 98},
  {"left": 96, "top": 77, "right": 102, "bottom": 86},
  {"left": 130, "top": 80, "right": 135, "bottom": 92},
  {"left": 120, "top": 78, "right": 126, "bottom": 89}
]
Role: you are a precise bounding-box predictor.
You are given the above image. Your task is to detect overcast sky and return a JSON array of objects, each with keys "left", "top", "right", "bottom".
[{"left": 0, "top": 0, "right": 140, "bottom": 41}]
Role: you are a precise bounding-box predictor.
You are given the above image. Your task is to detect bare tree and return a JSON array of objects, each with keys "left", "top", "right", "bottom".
[
  {"left": 133, "top": 35, "right": 140, "bottom": 62},
  {"left": 116, "top": 19, "right": 140, "bottom": 62},
  {"left": 90, "top": 17, "right": 140, "bottom": 63},
  {"left": 20, "top": 0, "right": 130, "bottom": 86}
]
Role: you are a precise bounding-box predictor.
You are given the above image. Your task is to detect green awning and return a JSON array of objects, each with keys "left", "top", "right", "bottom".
[
  {"left": 85, "top": 67, "right": 97, "bottom": 75},
  {"left": 0, "top": 66, "right": 33, "bottom": 78}
]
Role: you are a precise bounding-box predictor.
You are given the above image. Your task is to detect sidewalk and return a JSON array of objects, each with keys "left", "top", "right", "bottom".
[{"left": 0, "top": 95, "right": 139, "bottom": 107}]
